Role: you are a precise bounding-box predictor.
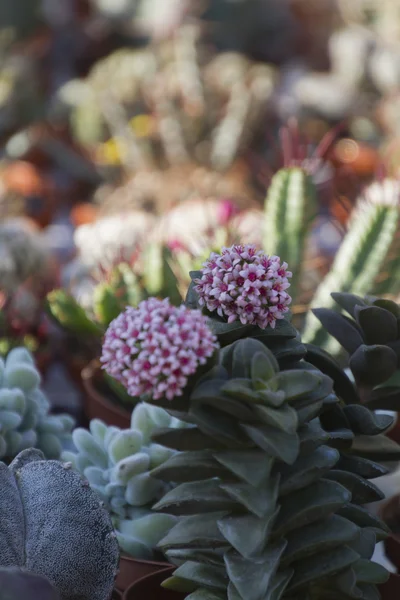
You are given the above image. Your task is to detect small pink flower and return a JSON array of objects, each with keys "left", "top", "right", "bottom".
[
  {"left": 101, "top": 298, "right": 219, "bottom": 400},
  {"left": 195, "top": 244, "right": 292, "bottom": 329}
]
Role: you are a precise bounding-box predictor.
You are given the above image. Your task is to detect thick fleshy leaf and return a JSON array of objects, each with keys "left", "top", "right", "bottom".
[
  {"left": 352, "top": 559, "right": 389, "bottom": 584},
  {"left": 192, "top": 383, "right": 257, "bottom": 422},
  {"left": 153, "top": 479, "right": 238, "bottom": 515},
  {"left": 347, "top": 528, "right": 376, "bottom": 560},
  {"left": 257, "top": 390, "right": 286, "bottom": 408},
  {"left": 242, "top": 424, "right": 299, "bottom": 465},
  {"left": 190, "top": 405, "right": 252, "bottom": 449},
  {"left": 251, "top": 351, "right": 279, "bottom": 384},
  {"left": 338, "top": 504, "right": 390, "bottom": 538},
  {"left": 372, "top": 298, "right": 400, "bottom": 317},
  {"left": 354, "top": 306, "right": 398, "bottom": 345},
  {"left": 220, "top": 475, "right": 280, "bottom": 519},
  {"left": 336, "top": 455, "right": 389, "bottom": 479},
  {"left": 281, "top": 515, "right": 358, "bottom": 566},
  {"left": 186, "top": 589, "right": 226, "bottom": 600},
  {"left": 213, "top": 451, "right": 274, "bottom": 487},
  {"left": 279, "top": 445, "right": 339, "bottom": 496},
  {"left": 350, "top": 345, "right": 398, "bottom": 387},
  {"left": 185, "top": 279, "right": 201, "bottom": 309},
  {"left": 342, "top": 405, "right": 393, "bottom": 435},
  {"left": 219, "top": 380, "right": 264, "bottom": 405},
  {"left": 273, "top": 479, "right": 351, "bottom": 536},
  {"left": 350, "top": 433, "right": 400, "bottom": 462},
  {"left": 296, "top": 401, "right": 324, "bottom": 426},
  {"left": 224, "top": 541, "right": 287, "bottom": 600},
  {"left": 286, "top": 546, "right": 360, "bottom": 592},
  {"left": 207, "top": 319, "right": 255, "bottom": 346},
  {"left": 298, "top": 420, "right": 330, "bottom": 453},
  {"left": 150, "top": 451, "right": 228, "bottom": 482},
  {"left": 252, "top": 404, "right": 298, "bottom": 434},
  {"left": 326, "top": 429, "right": 355, "bottom": 450},
  {"left": 268, "top": 371, "right": 322, "bottom": 403},
  {"left": 331, "top": 293, "right": 367, "bottom": 318},
  {"left": 172, "top": 561, "right": 228, "bottom": 591},
  {"left": 158, "top": 512, "right": 229, "bottom": 551},
  {"left": 232, "top": 339, "right": 270, "bottom": 379},
  {"left": 304, "top": 344, "right": 361, "bottom": 405},
  {"left": 324, "top": 470, "right": 384, "bottom": 504},
  {"left": 320, "top": 404, "right": 351, "bottom": 431},
  {"left": 366, "top": 387, "right": 400, "bottom": 411},
  {"left": 311, "top": 308, "right": 364, "bottom": 353},
  {"left": 151, "top": 427, "right": 225, "bottom": 452},
  {"left": 217, "top": 508, "right": 280, "bottom": 558},
  {"left": 161, "top": 575, "right": 197, "bottom": 594}
]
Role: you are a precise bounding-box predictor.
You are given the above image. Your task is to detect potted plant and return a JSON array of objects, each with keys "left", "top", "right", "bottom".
[
  {"left": 62, "top": 401, "right": 189, "bottom": 591},
  {"left": 46, "top": 244, "right": 182, "bottom": 426},
  {"left": 101, "top": 244, "right": 400, "bottom": 599}
]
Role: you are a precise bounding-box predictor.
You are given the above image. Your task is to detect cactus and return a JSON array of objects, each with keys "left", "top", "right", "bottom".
[
  {"left": 0, "top": 448, "right": 119, "bottom": 600},
  {"left": 0, "top": 347, "right": 74, "bottom": 460},
  {"left": 62, "top": 402, "right": 188, "bottom": 560},
  {"left": 302, "top": 179, "right": 400, "bottom": 349},
  {"left": 0, "top": 567, "right": 60, "bottom": 600},
  {"left": 263, "top": 167, "right": 317, "bottom": 297}
]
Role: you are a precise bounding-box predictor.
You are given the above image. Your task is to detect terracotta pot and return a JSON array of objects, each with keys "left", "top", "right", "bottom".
[
  {"left": 123, "top": 567, "right": 185, "bottom": 600},
  {"left": 379, "top": 574, "right": 400, "bottom": 599},
  {"left": 70, "top": 202, "right": 99, "bottom": 227},
  {"left": 112, "top": 590, "right": 122, "bottom": 600},
  {"left": 81, "top": 360, "right": 131, "bottom": 428},
  {"left": 116, "top": 555, "right": 171, "bottom": 592},
  {"left": 331, "top": 139, "right": 379, "bottom": 178}
]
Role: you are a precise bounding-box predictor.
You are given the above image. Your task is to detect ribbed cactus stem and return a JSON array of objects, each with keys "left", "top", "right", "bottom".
[
  {"left": 303, "top": 180, "right": 400, "bottom": 348},
  {"left": 263, "top": 167, "right": 317, "bottom": 297}
]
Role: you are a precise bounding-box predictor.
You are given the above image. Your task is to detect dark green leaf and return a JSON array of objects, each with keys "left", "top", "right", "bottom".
[
  {"left": 336, "top": 455, "right": 389, "bottom": 479},
  {"left": 331, "top": 293, "right": 368, "bottom": 318},
  {"left": 251, "top": 351, "right": 279, "bottom": 384},
  {"left": 311, "top": 308, "right": 364, "bottom": 353},
  {"left": 150, "top": 451, "right": 229, "bottom": 482},
  {"left": 352, "top": 559, "right": 389, "bottom": 584},
  {"left": 250, "top": 318, "right": 298, "bottom": 340},
  {"left": 347, "top": 528, "right": 376, "bottom": 559},
  {"left": 326, "top": 429, "right": 355, "bottom": 450},
  {"left": 304, "top": 344, "right": 361, "bottom": 405},
  {"left": 189, "top": 270, "right": 203, "bottom": 281},
  {"left": 298, "top": 420, "right": 330, "bottom": 454},
  {"left": 256, "top": 390, "right": 286, "bottom": 408},
  {"left": 366, "top": 387, "right": 400, "bottom": 411},
  {"left": 242, "top": 424, "right": 299, "bottom": 465},
  {"left": 232, "top": 339, "right": 270, "bottom": 379},
  {"left": 172, "top": 562, "right": 228, "bottom": 591},
  {"left": 217, "top": 508, "right": 279, "bottom": 558},
  {"left": 224, "top": 541, "right": 287, "bottom": 600},
  {"left": 342, "top": 405, "right": 393, "bottom": 435},
  {"left": 338, "top": 504, "right": 390, "bottom": 538},
  {"left": 220, "top": 380, "right": 263, "bottom": 404},
  {"left": 207, "top": 319, "right": 255, "bottom": 346},
  {"left": 158, "top": 512, "right": 229, "bottom": 551},
  {"left": 153, "top": 479, "right": 239, "bottom": 515},
  {"left": 356, "top": 583, "right": 381, "bottom": 600},
  {"left": 252, "top": 404, "right": 298, "bottom": 434},
  {"left": 274, "top": 479, "right": 351, "bottom": 536},
  {"left": 166, "top": 549, "right": 226, "bottom": 568},
  {"left": 279, "top": 445, "right": 339, "bottom": 496},
  {"left": 296, "top": 401, "right": 324, "bottom": 426},
  {"left": 191, "top": 380, "right": 258, "bottom": 421},
  {"left": 161, "top": 575, "right": 197, "bottom": 594},
  {"left": 354, "top": 306, "right": 398, "bottom": 345},
  {"left": 324, "top": 470, "right": 384, "bottom": 504},
  {"left": 213, "top": 451, "right": 274, "bottom": 487},
  {"left": 372, "top": 298, "right": 400, "bottom": 318},
  {"left": 151, "top": 427, "right": 226, "bottom": 452},
  {"left": 350, "top": 345, "right": 398, "bottom": 387},
  {"left": 220, "top": 475, "right": 280, "bottom": 519},
  {"left": 324, "top": 567, "right": 362, "bottom": 599},
  {"left": 190, "top": 405, "right": 252, "bottom": 449},
  {"left": 268, "top": 370, "right": 322, "bottom": 403},
  {"left": 265, "top": 570, "right": 293, "bottom": 600},
  {"left": 287, "top": 546, "right": 360, "bottom": 592},
  {"left": 281, "top": 514, "right": 358, "bottom": 566},
  {"left": 350, "top": 433, "right": 400, "bottom": 462},
  {"left": 320, "top": 404, "right": 351, "bottom": 432},
  {"left": 186, "top": 589, "right": 226, "bottom": 600}
]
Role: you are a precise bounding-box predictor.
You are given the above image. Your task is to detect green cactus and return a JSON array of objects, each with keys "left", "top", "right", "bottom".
[
  {"left": 0, "top": 448, "right": 119, "bottom": 600},
  {"left": 263, "top": 167, "right": 317, "bottom": 297},
  {"left": 0, "top": 347, "right": 74, "bottom": 460},
  {"left": 62, "top": 402, "right": 188, "bottom": 560},
  {"left": 302, "top": 179, "right": 400, "bottom": 349}
]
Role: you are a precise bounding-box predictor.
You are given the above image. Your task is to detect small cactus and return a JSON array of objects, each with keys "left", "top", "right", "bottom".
[
  {"left": 0, "top": 448, "right": 119, "bottom": 600},
  {"left": 62, "top": 402, "right": 187, "bottom": 560},
  {"left": 0, "top": 347, "right": 74, "bottom": 460}
]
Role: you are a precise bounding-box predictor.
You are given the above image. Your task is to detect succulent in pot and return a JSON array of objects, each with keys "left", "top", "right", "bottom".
[
  {"left": 62, "top": 401, "right": 189, "bottom": 590},
  {"left": 101, "top": 246, "right": 399, "bottom": 600},
  {"left": 0, "top": 448, "right": 119, "bottom": 600},
  {"left": 0, "top": 347, "right": 74, "bottom": 461}
]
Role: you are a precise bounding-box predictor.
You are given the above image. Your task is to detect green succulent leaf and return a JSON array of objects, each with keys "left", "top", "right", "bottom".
[
  {"left": 281, "top": 514, "right": 358, "bottom": 566},
  {"left": 331, "top": 293, "right": 368, "bottom": 318},
  {"left": 157, "top": 512, "right": 229, "bottom": 551},
  {"left": 338, "top": 504, "right": 390, "bottom": 538},
  {"left": 251, "top": 351, "right": 279, "bottom": 384},
  {"left": 324, "top": 470, "right": 384, "bottom": 504},
  {"left": 279, "top": 445, "right": 339, "bottom": 496},
  {"left": 153, "top": 479, "right": 239, "bottom": 515},
  {"left": 298, "top": 420, "right": 330, "bottom": 453},
  {"left": 372, "top": 298, "right": 400, "bottom": 317},
  {"left": 347, "top": 528, "right": 377, "bottom": 559},
  {"left": 342, "top": 405, "right": 393, "bottom": 435},
  {"left": 352, "top": 559, "right": 389, "bottom": 584},
  {"left": 354, "top": 306, "right": 398, "bottom": 345},
  {"left": 311, "top": 309, "right": 364, "bottom": 354},
  {"left": 349, "top": 344, "right": 398, "bottom": 387},
  {"left": 151, "top": 427, "right": 226, "bottom": 452},
  {"left": 274, "top": 480, "right": 351, "bottom": 536},
  {"left": 213, "top": 451, "right": 274, "bottom": 487},
  {"left": 350, "top": 432, "right": 400, "bottom": 462},
  {"left": 365, "top": 387, "right": 400, "bottom": 411},
  {"left": 224, "top": 541, "right": 287, "bottom": 600},
  {"left": 150, "top": 451, "right": 228, "bottom": 482},
  {"left": 267, "top": 370, "right": 322, "bottom": 403},
  {"left": 242, "top": 423, "right": 299, "bottom": 465},
  {"left": 220, "top": 475, "right": 280, "bottom": 519},
  {"left": 217, "top": 508, "right": 280, "bottom": 558},
  {"left": 172, "top": 562, "right": 228, "bottom": 591},
  {"left": 336, "top": 454, "right": 389, "bottom": 479},
  {"left": 252, "top": 404, "right": 298, "bottom": 434}
]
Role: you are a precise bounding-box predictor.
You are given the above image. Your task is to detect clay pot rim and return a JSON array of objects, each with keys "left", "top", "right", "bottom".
[
  {"left": 122, "top": 566, "right": 175, "bottom": 600},
  {"left": 81, "top": 360, "right": 131, "bottom": 421}
]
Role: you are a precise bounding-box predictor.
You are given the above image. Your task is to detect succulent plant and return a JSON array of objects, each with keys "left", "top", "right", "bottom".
[
  {"left": 0, "top": 347, "right": 74, "bottom": 460},
  {"left": 0, "top": 448, "right": 119, "bottom": 600},
  {"left": 0, "top": 567, "right": 60, "bottom": 600},
  {"left": 62, "top": 402, "right": 188, "bottom": 560},
  {"left": 100, "top": 257, "right": 398, "bottom": 599}
]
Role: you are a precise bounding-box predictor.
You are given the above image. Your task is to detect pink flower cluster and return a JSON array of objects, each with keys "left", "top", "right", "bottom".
[
  {"left": 195, "top": 245, "right": 292, "bottom": 329},
  {"left": 101, "top": 298, "right": 219, "bottom": 400}
]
